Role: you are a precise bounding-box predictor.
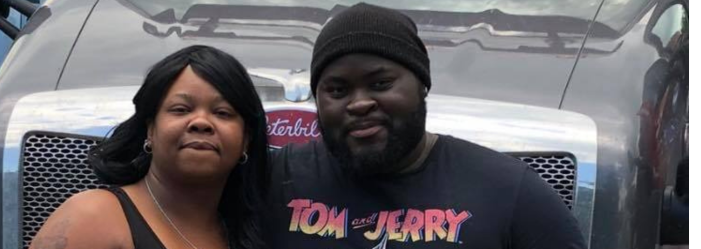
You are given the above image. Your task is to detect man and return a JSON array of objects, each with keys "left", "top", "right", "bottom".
[{"left": 265, "top": 3, "right": 585, "bottom": 249}]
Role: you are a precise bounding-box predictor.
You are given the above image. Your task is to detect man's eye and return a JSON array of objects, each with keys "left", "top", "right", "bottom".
[
  {"left": 326, "top": 86, "right": 347, "bottom": 97},
  {"left": 371, "top": 79, "right": 393, "bottom": 90}
]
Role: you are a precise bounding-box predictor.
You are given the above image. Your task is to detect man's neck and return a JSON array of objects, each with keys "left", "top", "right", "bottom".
[{"left": 393, "top": 131, "right": 438, "bottom": 175}]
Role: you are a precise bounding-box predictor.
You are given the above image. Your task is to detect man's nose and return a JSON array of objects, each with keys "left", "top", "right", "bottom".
[{"left": 346, "top": 92, "right": 378, "bottom": 116}]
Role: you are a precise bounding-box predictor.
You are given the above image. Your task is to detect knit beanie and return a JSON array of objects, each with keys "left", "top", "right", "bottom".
[{"left": 310, "top": 3, "right": 431, "bottom": 96}]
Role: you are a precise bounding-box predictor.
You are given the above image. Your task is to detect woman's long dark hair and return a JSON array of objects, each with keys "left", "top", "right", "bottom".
[{"left": 89, "top": 45, "right": 268, "bottom": 249}]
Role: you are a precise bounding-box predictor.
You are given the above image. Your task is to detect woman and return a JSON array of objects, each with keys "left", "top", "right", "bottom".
[{"left": 29, "top": 45, "right": 268, "bottom": 249}]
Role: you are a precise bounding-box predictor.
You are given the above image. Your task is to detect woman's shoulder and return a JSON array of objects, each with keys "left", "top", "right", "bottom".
[
  {"left": 61, "top": 188, "right": 125, "bottom": 216},
  {"left": 29, "top": 188, "right": 133, "bottom": 249}
]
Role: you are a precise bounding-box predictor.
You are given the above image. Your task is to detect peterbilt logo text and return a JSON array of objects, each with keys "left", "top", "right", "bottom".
[{"left": 266, "top": 109, "right": 321, "bottom": 148}]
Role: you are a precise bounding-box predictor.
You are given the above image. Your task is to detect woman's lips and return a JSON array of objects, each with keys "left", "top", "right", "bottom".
[{"left": 181, "top": 141, "right": 218, "bottom": 152}]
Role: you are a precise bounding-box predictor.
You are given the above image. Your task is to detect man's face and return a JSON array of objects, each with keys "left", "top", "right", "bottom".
[{"left": 316, "top": 53, "right": 426, "bottom": 176}]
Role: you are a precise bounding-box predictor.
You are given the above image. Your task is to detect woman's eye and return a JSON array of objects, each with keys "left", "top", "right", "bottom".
[
  {"left": 169, "top": 106, "right": 190, "bottom": 114},
  {"left": 215, "top": 109, "right": 235, "bottom": 118}
]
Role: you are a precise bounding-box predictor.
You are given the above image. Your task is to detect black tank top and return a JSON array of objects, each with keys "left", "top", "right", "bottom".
[{"left": 107, "top": 187, "right": 167, "bottom": 249}]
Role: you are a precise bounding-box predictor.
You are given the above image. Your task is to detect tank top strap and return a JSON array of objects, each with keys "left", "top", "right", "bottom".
[{"left": 106, "top": 187, "right": 167, "bottom": 249}]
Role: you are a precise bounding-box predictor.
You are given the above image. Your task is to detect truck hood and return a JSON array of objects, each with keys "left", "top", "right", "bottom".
[{"left": 56, "top": 0, "right": 624, "bottom": 108}]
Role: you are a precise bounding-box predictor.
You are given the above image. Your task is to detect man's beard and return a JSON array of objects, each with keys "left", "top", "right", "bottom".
[{"left": 320, "top": 99, "right": 426, "bottom": 178}]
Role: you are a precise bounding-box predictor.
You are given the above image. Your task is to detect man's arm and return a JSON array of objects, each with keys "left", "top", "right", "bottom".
[{"left": 509, "top": 168, "right": 586, "bottom": 249}]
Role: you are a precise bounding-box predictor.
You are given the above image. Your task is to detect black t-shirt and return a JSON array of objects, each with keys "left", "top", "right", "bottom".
[{"left": 265, "top": 135, "right": 585, "bottom": 249}]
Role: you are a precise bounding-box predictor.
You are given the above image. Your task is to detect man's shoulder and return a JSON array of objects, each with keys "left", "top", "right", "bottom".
[
  {"left": 432, "top": 134, "right": 530, "bottom": 184},
  {"left": 435, "top": 134, "right": 525, "bottom": 166}
]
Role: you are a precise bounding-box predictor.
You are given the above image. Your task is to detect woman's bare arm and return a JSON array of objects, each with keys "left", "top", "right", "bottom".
[{"left": 29, "top": 189, "right": 131, "bottom": 249}]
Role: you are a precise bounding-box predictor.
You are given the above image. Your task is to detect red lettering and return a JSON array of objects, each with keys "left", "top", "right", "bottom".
[
  {"left": 287, "top": 199, "right": 311, "bottom": 231},
  {"left": 401, "top": 209, "right": 425, "bottom": 242}
]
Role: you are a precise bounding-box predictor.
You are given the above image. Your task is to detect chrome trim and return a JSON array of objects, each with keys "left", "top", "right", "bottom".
[
  {"left": 3, "top": 87, "right": 596, "bottom": 247},
  {"left": 248, "top": 68, "right": 312, "bottom": 102}
]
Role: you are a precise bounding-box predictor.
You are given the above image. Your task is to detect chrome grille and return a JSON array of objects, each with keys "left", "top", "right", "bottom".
[
  {"left": 21, "top": 132, "right": 107, "bottom": 249},
  {"left": 509, "top": 153, "right": 577, "bottom": 209}
]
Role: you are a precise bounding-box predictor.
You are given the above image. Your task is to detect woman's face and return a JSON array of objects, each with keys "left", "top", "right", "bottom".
[{"left": 148, "top": 66, "right": 247, "bottom": 181}]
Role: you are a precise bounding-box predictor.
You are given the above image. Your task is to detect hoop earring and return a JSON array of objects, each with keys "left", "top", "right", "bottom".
[
  {"left": 239, "top": 152, "right": 248, "bottom": 164},
  {"left": 143, "top": 139, "right": 153, "bottom": 154}
]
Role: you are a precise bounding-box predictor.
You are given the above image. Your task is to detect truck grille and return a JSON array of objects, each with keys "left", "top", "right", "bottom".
[
  {"left": 508, "top": 152, "right": 577, "bottom": 209},
  {"left": 20, "top": 132, "right": 107, "bottom": 249},
  {"left": 18, "top": 132, "right": 577, "bottom": 248}
]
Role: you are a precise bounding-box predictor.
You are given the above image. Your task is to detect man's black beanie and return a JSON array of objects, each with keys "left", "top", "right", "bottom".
[{"left": 310, "top": 3, "right": 431, "bottom": 96}]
